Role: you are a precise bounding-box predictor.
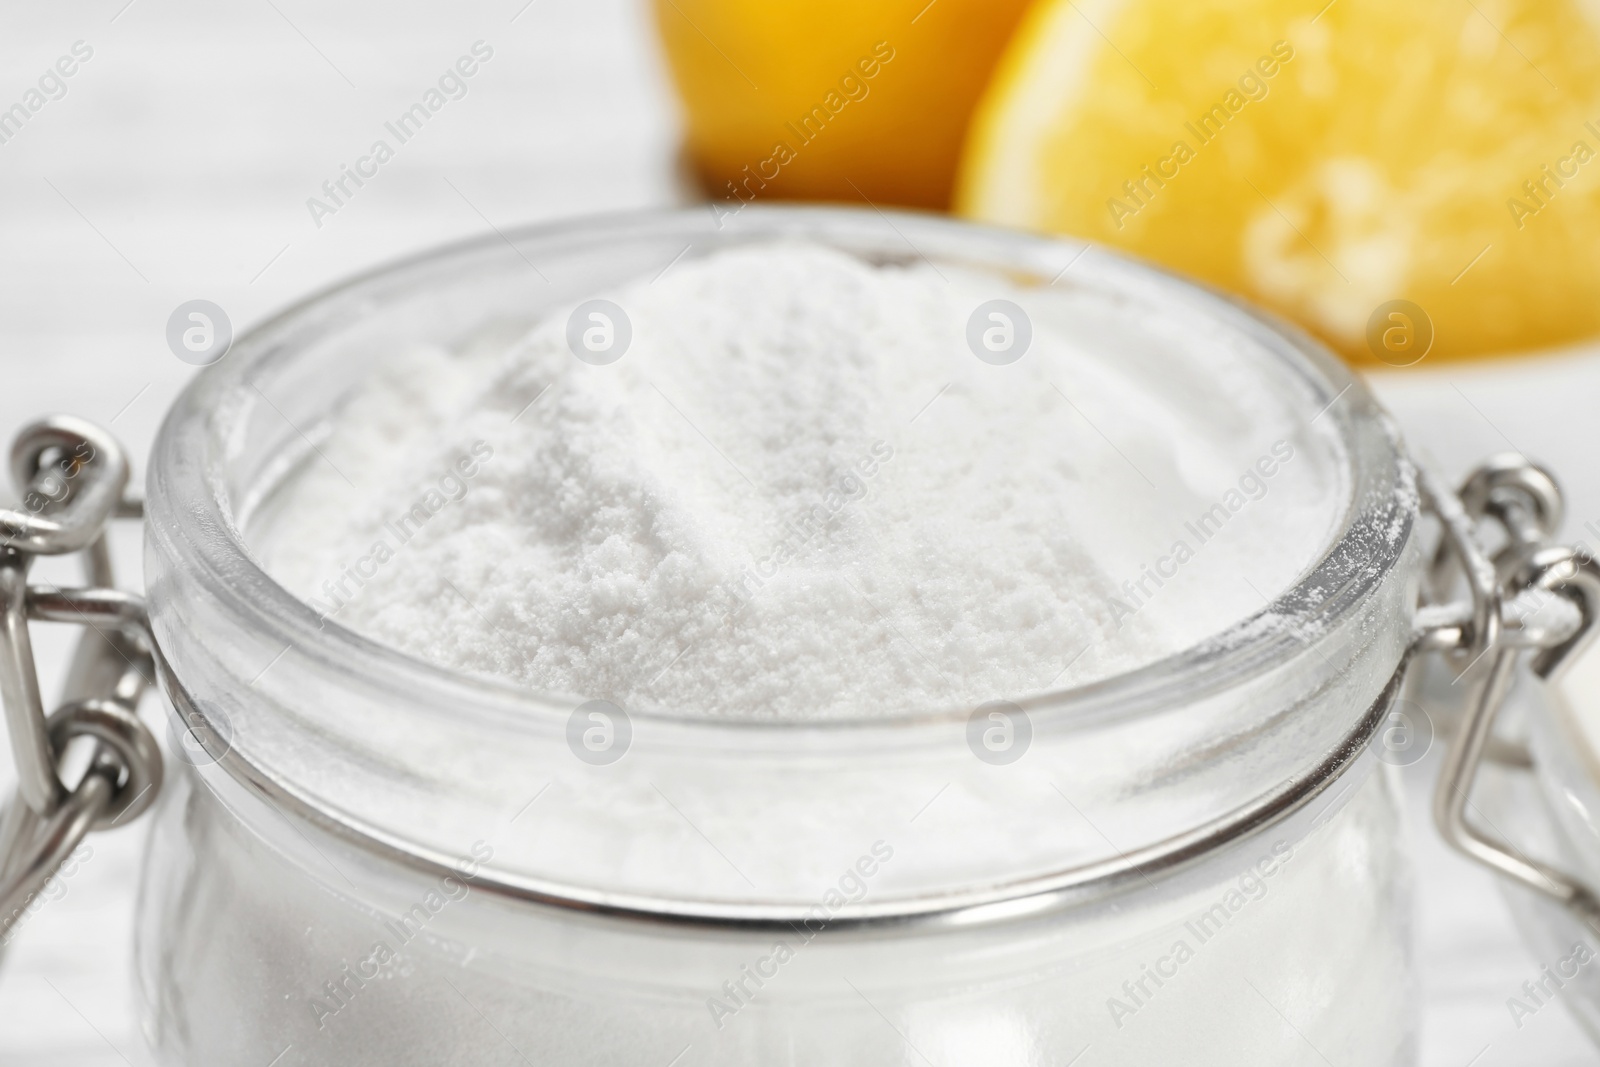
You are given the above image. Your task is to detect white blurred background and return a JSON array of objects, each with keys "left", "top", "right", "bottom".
[{"left": 2, "top": 0, "right": 1600, "bottom": 1063}]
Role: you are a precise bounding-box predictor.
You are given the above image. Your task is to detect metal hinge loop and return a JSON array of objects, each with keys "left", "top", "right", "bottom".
[
  {"left": 0, "top": 417, "right": 160, "bottom": 959},
  {"left": 1420, "top": 457, "right": 1600, "bottom": 929}
]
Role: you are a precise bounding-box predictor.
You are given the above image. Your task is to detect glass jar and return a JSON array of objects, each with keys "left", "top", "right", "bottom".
[
  {"left": 133, "top": 208, "right": 1424, "bottom": 1066},
  {"left": 1478, "top": 649, "right": 1600, "bottom": 1041}
]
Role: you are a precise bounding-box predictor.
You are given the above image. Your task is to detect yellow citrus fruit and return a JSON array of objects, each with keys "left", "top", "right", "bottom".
[
  {"left": 653, "top": 0, "right": 1033, "bottom": 211},
  {"left": 957, "top": 0, "right": 1600, "bottom": 363}
]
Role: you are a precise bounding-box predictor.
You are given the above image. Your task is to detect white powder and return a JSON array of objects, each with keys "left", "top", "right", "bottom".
[{"left": 262, "top": 242, "right": 1346, "bottom": 719}]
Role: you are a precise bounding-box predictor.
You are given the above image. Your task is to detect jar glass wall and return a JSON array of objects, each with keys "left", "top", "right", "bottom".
[
  {"left": 1478, "top": 674, "right": 1600, "bottom": 1044},
  {"left": 136, "top": 747, "right": 1411, "bottom": 1064},
  {"left": 136, "top": 208, "right": 1422, "bottom": 1065}
]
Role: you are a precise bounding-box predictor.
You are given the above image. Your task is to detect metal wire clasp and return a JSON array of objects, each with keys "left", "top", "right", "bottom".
[
  {"left": 1420, "top": 455, "right": 1600, "bottom": 927},
  {"left": 0, "top": 416, "right": 161, "bottom": 958}
]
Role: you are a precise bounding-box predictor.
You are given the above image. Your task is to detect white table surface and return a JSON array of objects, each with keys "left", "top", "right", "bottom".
[{"left": 1, "top": 1, "right": 1597, "bottom": 1062}]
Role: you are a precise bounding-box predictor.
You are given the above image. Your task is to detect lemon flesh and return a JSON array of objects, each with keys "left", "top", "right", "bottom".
[{"left": 958, "top": 0, "right": 1600, "bottom": 362}]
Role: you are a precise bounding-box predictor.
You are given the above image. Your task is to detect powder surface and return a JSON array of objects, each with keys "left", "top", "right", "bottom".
[{"left": 261, "top": 242, "right": 1347, "bottom": 719}]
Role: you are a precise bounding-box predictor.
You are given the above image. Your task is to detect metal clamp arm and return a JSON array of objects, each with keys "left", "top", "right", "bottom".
[
  {"left": 0, "top": 418, "right": 161, "bottom": 961},
  {"left": 1422, "top": 458, "right": 1600, "bottom": 928}
]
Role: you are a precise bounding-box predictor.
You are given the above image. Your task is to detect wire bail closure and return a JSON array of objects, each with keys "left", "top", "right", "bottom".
[
  {"left": 1420, "top": 455, "right": 1600, "bottom": 928},
  {"left": 0, "top": 416, "right": 161, "bottom": 958},
  {"left": 0, "top": 416, "right": 1597, "bottom": 966}
]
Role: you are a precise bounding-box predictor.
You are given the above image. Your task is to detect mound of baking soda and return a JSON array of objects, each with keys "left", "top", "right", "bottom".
[{"left": 263, "top": 242, "right": 1345, "bottom": 718}]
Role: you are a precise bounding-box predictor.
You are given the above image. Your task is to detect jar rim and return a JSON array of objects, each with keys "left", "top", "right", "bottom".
[
  {"left": 144, "top": 205, "right": 1422, "bottom": 919},
  {"left": 148, "top": 204, "right": 1413, "bottom": 737}
]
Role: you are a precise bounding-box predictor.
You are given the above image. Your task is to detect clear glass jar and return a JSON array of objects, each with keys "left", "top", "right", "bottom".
[
  {"left": 134, "top": 208, "right": 1422, "bottom": 1065},
  {"left": 1479, "top": 663, "right": 1600, "bottom": 1041}
]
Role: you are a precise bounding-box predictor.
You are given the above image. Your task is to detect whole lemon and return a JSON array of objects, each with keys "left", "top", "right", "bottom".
[{"left": 653, "top": 0, "right": 1034, "bottom": 212}]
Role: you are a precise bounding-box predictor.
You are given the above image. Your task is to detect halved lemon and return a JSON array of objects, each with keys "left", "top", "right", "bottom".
[{"left": 957, "top": 0, "right": 1600, "bottom": 362}]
